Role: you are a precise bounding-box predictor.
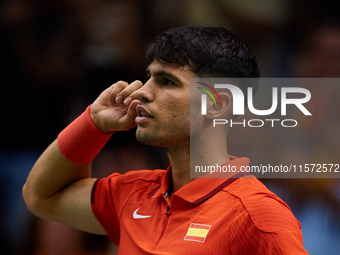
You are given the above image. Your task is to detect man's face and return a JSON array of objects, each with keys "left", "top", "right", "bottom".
[{"left": 135, "top": 60, "right": 196, "bottom": 149}]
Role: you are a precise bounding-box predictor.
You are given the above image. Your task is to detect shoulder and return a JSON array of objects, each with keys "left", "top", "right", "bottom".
[
  {"left": 92, "top": 169, "right": 166, "bottom": 210},
  {"left": 109, "top": 169, "right": 165, "bottom": 185},
  {"left": 223, "top": 176, "right": 301, "bottom": 233},
  {"left": 95, "top": 169, "right": 165, "bottom": 195}
]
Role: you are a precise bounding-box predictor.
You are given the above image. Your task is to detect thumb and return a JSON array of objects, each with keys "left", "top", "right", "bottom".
[{"left": 125, "top": 99, "right": 140, "bottom": 124}]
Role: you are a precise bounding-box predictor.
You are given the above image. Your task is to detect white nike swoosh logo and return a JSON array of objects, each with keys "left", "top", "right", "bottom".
[{"left": 133, "top": 208, "right": 151, "bottom": 219}]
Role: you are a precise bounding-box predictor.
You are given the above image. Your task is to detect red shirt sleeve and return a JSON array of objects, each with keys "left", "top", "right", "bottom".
[
  {"left": 229, "top": 216, "right": 309, "bottom": 254},
  {"left": 228, "top": 178, "right": 309, "bottom": 254},
  {"left": 91, "top": 173, "right": 122, "bottom": 245}
]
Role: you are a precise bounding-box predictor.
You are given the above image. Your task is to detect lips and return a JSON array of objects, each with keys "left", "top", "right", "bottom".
[
  {"left": 136, "top": 105, "right": 154, "bottom": 123},
  {"left": 137, "top": 105, "right": 153, "bottom": 118}
]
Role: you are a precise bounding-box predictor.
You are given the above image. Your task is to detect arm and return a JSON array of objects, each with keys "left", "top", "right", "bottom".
[{"left": 22, "top": 80, "right": 143, "bottom": 234}]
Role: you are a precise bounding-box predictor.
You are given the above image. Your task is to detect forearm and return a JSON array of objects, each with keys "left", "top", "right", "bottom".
[
  {"left": 22, "top": 105, "right": 112, "bottom": 218},
  {"left": 22, "top": 81, "right": 141, "bottom": 231},
  {"left": 22, "top": 139, "right": 92, "bottom": 217}
]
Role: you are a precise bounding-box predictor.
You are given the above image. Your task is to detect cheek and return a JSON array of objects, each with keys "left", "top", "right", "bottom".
[
  {"left": 169, "top": 100, "right": 190, "bottom": 118},
  {"left": 158, "top": 99, "right": 190, "bottom": 126}
]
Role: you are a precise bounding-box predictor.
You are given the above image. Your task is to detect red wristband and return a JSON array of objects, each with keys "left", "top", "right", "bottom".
[{"left": 57, "top": 105, "right": 114, "bottom": 164}]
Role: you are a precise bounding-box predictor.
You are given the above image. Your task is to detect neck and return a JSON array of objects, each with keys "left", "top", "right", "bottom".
[
  {"left": 168, "top": 131, "right": 230, "bottom": 193},
  {"left": 167, "top": 146, "right": 190, "bottom": 193}
]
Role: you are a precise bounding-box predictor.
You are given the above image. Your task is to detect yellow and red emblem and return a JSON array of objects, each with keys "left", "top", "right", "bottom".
[{"left": 184, "top": 223, "right": 211, "bottom": 243}]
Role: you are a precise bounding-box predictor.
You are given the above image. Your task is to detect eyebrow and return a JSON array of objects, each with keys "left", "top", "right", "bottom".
[{"left": 146, "top": 67, "right": 182, "bottom": 84}]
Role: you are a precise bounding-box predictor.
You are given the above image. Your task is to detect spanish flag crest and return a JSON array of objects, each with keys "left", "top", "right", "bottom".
[{"left": 184, "top": 223, "right": 211, "bottom": 243}]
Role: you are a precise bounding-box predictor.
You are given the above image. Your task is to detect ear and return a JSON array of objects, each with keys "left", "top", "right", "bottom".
[{"left": 205, "top": 92, "right": 231, "bottom": 119}]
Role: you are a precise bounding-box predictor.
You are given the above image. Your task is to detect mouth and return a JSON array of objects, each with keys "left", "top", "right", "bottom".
[{"left": 136, "top": 105, "right": 154, "bottom": 123}]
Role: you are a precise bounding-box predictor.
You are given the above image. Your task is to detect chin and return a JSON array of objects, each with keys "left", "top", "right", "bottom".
[
  {"left": 137, "top": 136, "right": 165, "bottom": 147},
  {"left": 136, "top": 130, "right": 156, "bottom": 146},
  {"left": 136, "top": 130, "right": 169, "bottom": 148}
]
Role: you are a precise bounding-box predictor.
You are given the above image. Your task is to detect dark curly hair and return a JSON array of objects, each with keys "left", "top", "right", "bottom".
[{"left": 146, "top": 26, "right": 260, "bottom": 78}]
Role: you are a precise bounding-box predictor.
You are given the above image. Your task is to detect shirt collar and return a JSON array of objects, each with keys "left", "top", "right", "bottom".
[{"left": 148, "top": 156, "right": 250, "bottom": 204}]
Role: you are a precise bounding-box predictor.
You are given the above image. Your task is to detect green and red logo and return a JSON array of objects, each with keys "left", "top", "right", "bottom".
[{"left": 196, "top": 82, "right": 222, "bottom": 115}]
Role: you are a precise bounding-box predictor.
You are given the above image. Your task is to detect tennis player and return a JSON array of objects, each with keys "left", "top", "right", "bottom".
[{"left": 23, "top": 26, "right": 309, "bottom": 254}]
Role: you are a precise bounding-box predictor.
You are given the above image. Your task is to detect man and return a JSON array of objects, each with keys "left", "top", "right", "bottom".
[{"left": 23, "top": 26, "right": 308, "bottom": 254}]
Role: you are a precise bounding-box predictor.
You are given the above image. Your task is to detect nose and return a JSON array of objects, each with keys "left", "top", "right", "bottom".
[{"left": 136, "top": 78, "right": 154, "bottom": 102}]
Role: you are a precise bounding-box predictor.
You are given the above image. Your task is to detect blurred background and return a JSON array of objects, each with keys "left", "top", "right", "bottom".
[{"left": 0, "top": 0, "right": 339, "bottom": 254}]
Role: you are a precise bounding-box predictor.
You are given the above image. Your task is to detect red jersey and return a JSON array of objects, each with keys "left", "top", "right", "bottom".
[{"left": 91, "top": 157, "right": 309, "bottom": 254}]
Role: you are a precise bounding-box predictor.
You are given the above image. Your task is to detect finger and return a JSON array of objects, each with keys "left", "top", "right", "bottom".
[
  {"left": 114, "top": 80, "right": 143, "bottom": 105},
  {"left": 125, "top": 99, "right": 140, "bottom": 126},
  {"left": 108, "top": 81, "right": 129, "bottom": 106},
  {"left": 125, "top": 89, "right": 140, "bottom": 105},
  {"left": 92, "top": 85, "right": 116, "bottom": 109}
]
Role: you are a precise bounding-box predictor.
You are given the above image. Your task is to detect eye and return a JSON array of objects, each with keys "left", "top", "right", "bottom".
[{"left": 162, "top": 77, "right": 174, "bottom": 86}]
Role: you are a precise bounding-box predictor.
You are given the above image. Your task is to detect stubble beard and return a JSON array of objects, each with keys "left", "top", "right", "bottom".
[{"left": 136, "top": 124, "right": 190, "bottom": 149}]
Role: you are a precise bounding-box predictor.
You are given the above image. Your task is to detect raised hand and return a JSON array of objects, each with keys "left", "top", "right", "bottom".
[{"left": 90, "top": 80, "right": 143, "bottom": 133}]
